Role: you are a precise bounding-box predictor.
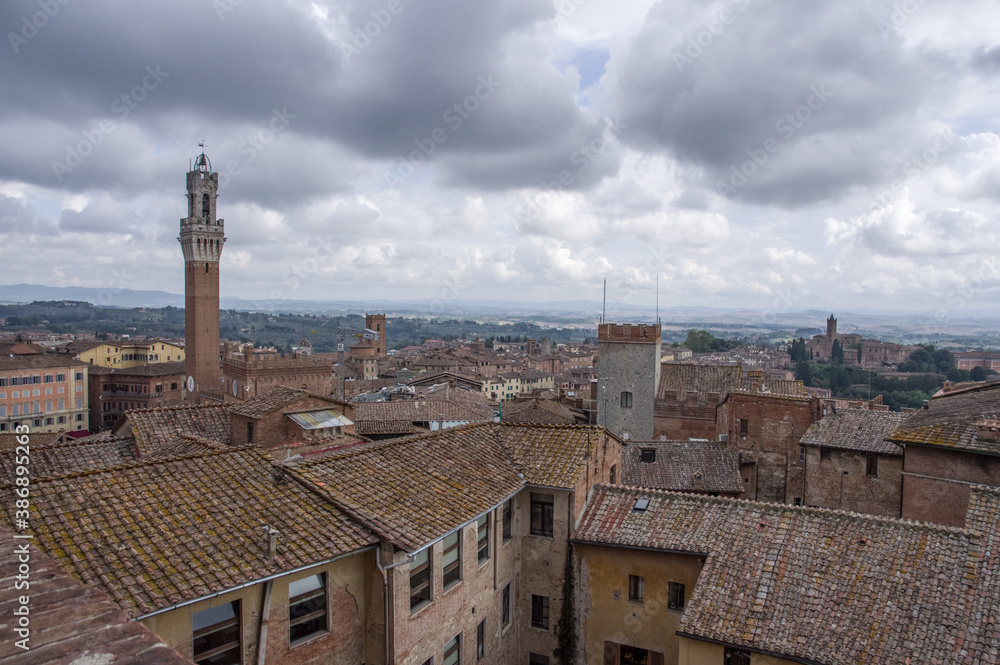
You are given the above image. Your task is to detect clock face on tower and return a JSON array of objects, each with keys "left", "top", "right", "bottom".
[
  {"left": 187, "top": 376, "right": 195, "bottom": 392},
  {"left": 232, "top": 379, "right": 238, "bottom": 396}
]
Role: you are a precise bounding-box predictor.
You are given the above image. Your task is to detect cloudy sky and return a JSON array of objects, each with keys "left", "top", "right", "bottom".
[{"left": 2, "top": 0, "right": 999, "bottom": 317}]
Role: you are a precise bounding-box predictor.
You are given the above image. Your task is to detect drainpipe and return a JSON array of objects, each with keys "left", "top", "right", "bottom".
[
  {"left": 376, "top": 548, "right": 414, "bottom": 665},
  {"left": 255, "top": 579, "right": 273, "bottom": 665}
]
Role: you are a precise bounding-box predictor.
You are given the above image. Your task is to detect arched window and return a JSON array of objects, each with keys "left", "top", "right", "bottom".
[{"left": 202, "top": 192, "right": 211, "bottom": 218}]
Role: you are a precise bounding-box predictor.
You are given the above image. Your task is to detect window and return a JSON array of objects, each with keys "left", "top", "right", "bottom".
[
  {"left": 476, "top": 619, "right": 486, "bottom": 659},
  {"left": 56, "top": 374, "right": 65, "bottom": 382},
  {"left": 502, "top": 500, "right": 512, "bottom": 542},
  {"left": 821, "top": 448, "right": 832, "bottom": 461},
  {"left": 725, "top": 648, "right": 752, "bottom": 665},
  {"left": 410, "top": 548, "right": 432, "bottom": 612},
  {"left": 530, "top": 493, "right": 554, "bottom": 537},
  {"left": 799, "top": 445, "right": 806, "bottom": 462},
  {"left": 628, "top": 575, "right": 644, "bottom": 603},
  {"left": 866, "top": 453, "right": 879, "bottom": 477},
  {"left": 57, "top": 416, "right": 65, "bottom": 424},
  {"left": 0, "top": 378, "right": 6, "bottom": 386},
  {"left": 530, "top": 654, "right": 550, "bottom": 665},
  {"left": 794, "top": 497, "right": 802, "bottom": 506},
  {"left": 668, "top": 582, "right": 685, "bottom": 610},
  {"left": 443, "top": 634, "right": 461, "bottom": 665},
  {"left": 75, "top": 414, "right": 83, "bottom": 422},
  {"left": 609, "top": 464, "right": 616, "bottom": 484},
  {"left": 171, "top": 382, "right": 179, "bottom": 390},
  {"left": 620, "top": 645, "right": 650, "bottom": 665},
  {"left": 531, "top": 595, "right": 549, "bottom": 630},
  {"left": 442, "top": 531, "right": 461, "bottom": 588},
  {"left": 192, "top": 600, "right": 240, "bottom": 665},
  {"left": 639, "top": 448, "right": 656, "bottom": 463},
  {"left": 739, "top": 418, "right": 749, "bottom": 435},
  {"left": 247, "top": 421, "right": 255, "bottom": 444},
  {"left": 31, "top": 376, "right": 40, "bottom": 384},
  {"left": 44, "top": 417, "right": 52, "bottom": 426},
  {"left": 620, "top": 391, "right": 633, "bottom": 408},
  {"left": 74, "top": 372, "right": 83, "bottom": 381},
  {"left": 44, "top": 374, "right": 53, "bottom": 383},
  {"left": 477, "top": 515, "right": 490, "bottom": 563},
  {"left": 289, "top": 573, "right": 327, "bottom": 644},
  {"left": 502, "top": 583, "right": 511, "bottom": 629}
]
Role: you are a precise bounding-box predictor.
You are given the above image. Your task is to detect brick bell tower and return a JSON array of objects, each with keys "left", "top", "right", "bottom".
[{"left": 178, "top": 147, "right": 225, "bottom": 403}]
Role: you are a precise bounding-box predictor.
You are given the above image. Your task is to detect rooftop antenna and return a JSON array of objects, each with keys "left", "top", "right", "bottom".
[
  {"left": 602, "top": 278, "right": 607, "bottom": 324},
  {"left": 656, "top": 274, "right": 660, "bottom": 325}
]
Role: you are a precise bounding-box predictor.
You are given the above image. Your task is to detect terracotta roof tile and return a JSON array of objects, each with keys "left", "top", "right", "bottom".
[
  {"left": 9, "top": 448, "right": 377, "bottom": 617},
  {"left": 228, "top": 385, "right": 346, "bottom": 418},
  {"left": 0, "top": 432, "right": 138, "bottom": 487},
  {"left": 574, "top": 485, "right": 1000, "bottom": 664},
  {"left": 114, "top": 404, "right": 230, "bottom": 456},
  {"left": 800, "top": 409, "right": 908, "bottom": 455},
  {"left": 620, "top": 441, "right": 742, "bottom": 493},
  {"left": 289, "top": 423, "right": 607, "bottom": 551},
  {"left": 889, "top": 382, "right": 1000, "bottom": 454},
  {"left": 0, "top": 527, "right": 194, "bottom": 664},
  {"left": 502, "top": 398, "right": 579, "bottom": 425}
]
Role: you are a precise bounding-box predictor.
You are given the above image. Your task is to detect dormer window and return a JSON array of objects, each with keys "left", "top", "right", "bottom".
[{"left": 640, "top": 448, "right": 656, "bottom": 463}]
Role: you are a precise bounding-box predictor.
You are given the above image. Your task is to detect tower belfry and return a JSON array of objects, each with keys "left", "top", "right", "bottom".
[{"left": 178, "top": 148, "right": 225, "bottom": 403}]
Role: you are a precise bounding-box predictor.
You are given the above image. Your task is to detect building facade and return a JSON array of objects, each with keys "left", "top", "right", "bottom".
[{"left": 597, "top": 323, "right": 661, "bottom": 441}]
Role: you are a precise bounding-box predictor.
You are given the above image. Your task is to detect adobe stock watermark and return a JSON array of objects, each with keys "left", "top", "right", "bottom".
[
  {"left": 513, "top": 116, "right": 626, "bottom": 229},
  {"left": 7, "top": 0, "right": 71, "bottom": 54},
  {"left": 716, "top": 83, "right": 833, "bottom": 196},
  {"left": 217, "top": 107, "right": 296, "bottom": 191},
  {"left": 382, "top": 75, "right": 502, "bottom": 187},
  {"left": 50, "top": 65, "right": 169, "bottom": 182},
  {"left": 672, "top": 0, "right": 752, "bottom": 72},
  {"left": 546, "top": 0, "right": 588, "bottom": 23},
  {"left": 338, "top": 0, "right": 410, "bottom": 63},
  {"left": 878, "top": 0, "right": 929, "bottom": 40},
  {"left": 254, "top": 236, "right": 336, "bottom": 311}
]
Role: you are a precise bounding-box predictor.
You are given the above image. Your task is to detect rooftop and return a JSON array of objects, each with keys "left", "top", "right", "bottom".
[
  {"left": 800, "top": 408, "right": 909, "bottom": 455},
  {"left": 574, "top": 485, "right": 1000, "bottom": 665},
  {"left": 289, "top": 422, "right": 610, "bottom": 551},
  {"left": 888, "top": 381, "right": 1000, "bottom": 455},
  {"left": 0, "top": 527, "right": 194, "bottom": 664},
  {"left": 9, "top": 448, "right": 377, "bottom": 618},
  {"left": 620, "top": 441, "right": 743, "bottom": 493},
  {"left": 229, "top": 385, "right": 345, "bottom": 419},
  {"left": 0, "top": 433, "right": 139, "bottom": 487},
  {"left": 112, "top": 403, "right": 231, "bottom": 456}
]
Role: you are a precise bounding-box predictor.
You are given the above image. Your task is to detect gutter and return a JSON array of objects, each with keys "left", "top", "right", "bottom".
[
  {"left": 376, "top": 547, "right": 415, "bottom": 665},
  {"left": 135, "top": 545, "right": 376, "bottom": 621}
]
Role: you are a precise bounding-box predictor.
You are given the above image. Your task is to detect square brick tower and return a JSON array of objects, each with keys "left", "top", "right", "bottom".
[
  {"left": 178, "top": 149, "right": 225, "bottom": 403},
  {"left": 365, "top": 313, "right": 386, "bottom": 358},
  {"left": 597, "top": 323, "right": 661, "bottom": 440}
]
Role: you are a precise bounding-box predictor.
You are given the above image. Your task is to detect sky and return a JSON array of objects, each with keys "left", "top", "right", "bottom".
[{"left": 2, "top": 0, "right": 1000, "bottom": 321}]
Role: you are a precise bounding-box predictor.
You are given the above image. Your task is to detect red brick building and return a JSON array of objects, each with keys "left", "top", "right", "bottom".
[
  {"left": 892, "top": 381, "right": 1000, "bottom": 527},
  {"left": 717, "top": 391, "right": 821, "bottom": 503},
  {"left": 88, "top": 361, "right": 185, "bottom": 431}
]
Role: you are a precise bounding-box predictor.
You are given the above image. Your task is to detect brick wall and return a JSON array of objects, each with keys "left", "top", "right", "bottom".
[
  {"left": 901, "top": 445, "right": 1000, "bottom": 526},
  {"left": 803, "top": 447, "right": 902, "bottom": 516},
  {"left": 719, "top": 394, "right": 819, "bottom": 503}
]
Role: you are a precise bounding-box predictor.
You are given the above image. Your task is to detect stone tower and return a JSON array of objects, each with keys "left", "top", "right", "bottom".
[
  {"left": 365, "top": 313, "right": 386, "bottom": 358},
  {"left": 178, "top": 150, "right": 226, "bottom": 403},
  {"left": 597, "top": 323, "right": 661, "bottom": 440},
  {"left": 827, "top": 314, "right": 837, "bottom": 338}
]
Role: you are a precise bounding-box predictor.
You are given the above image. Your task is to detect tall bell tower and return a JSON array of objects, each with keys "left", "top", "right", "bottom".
[{"left": 178, "top": 148, "right": 225, "bottom": 403}]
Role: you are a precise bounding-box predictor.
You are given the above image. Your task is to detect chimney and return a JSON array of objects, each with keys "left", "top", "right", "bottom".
[
  {"left": 922, "top": 400, "right": 930, "bottom": 411},
  {"left": 439, "top": 413, "right": 444, "bottom": 431},
  {"left": 264, "top": 526, "right": 280, "bottom": 558}
]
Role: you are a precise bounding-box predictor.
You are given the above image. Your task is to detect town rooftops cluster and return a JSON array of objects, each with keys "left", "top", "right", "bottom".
[
  {"left": 800, "top": 408, "right": 909, "bottom": 455},
  {"left": 889, "top": 380, "right": 1000, "bottom": 454}
]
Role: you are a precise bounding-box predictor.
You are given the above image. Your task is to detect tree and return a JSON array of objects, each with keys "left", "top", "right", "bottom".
[
  {"left": 971, "top": 366, "right": 988, "bottom": 381},
  {"left": 795, "top": 359, "right": 812, "bottom": 385},
  {"left": 684, "top": 329, "right": 714, "bottom": 353},
  {"left": 831, "top": 339, "right": 845, "bottom": 364}
]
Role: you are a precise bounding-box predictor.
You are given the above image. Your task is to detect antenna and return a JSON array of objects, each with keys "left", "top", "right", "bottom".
[
  {"left": 602, "top": 278, "right": 606, "bottom": 324},
  {"left": 656, "top": 274, "right": 659, "bottom": 325}
]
